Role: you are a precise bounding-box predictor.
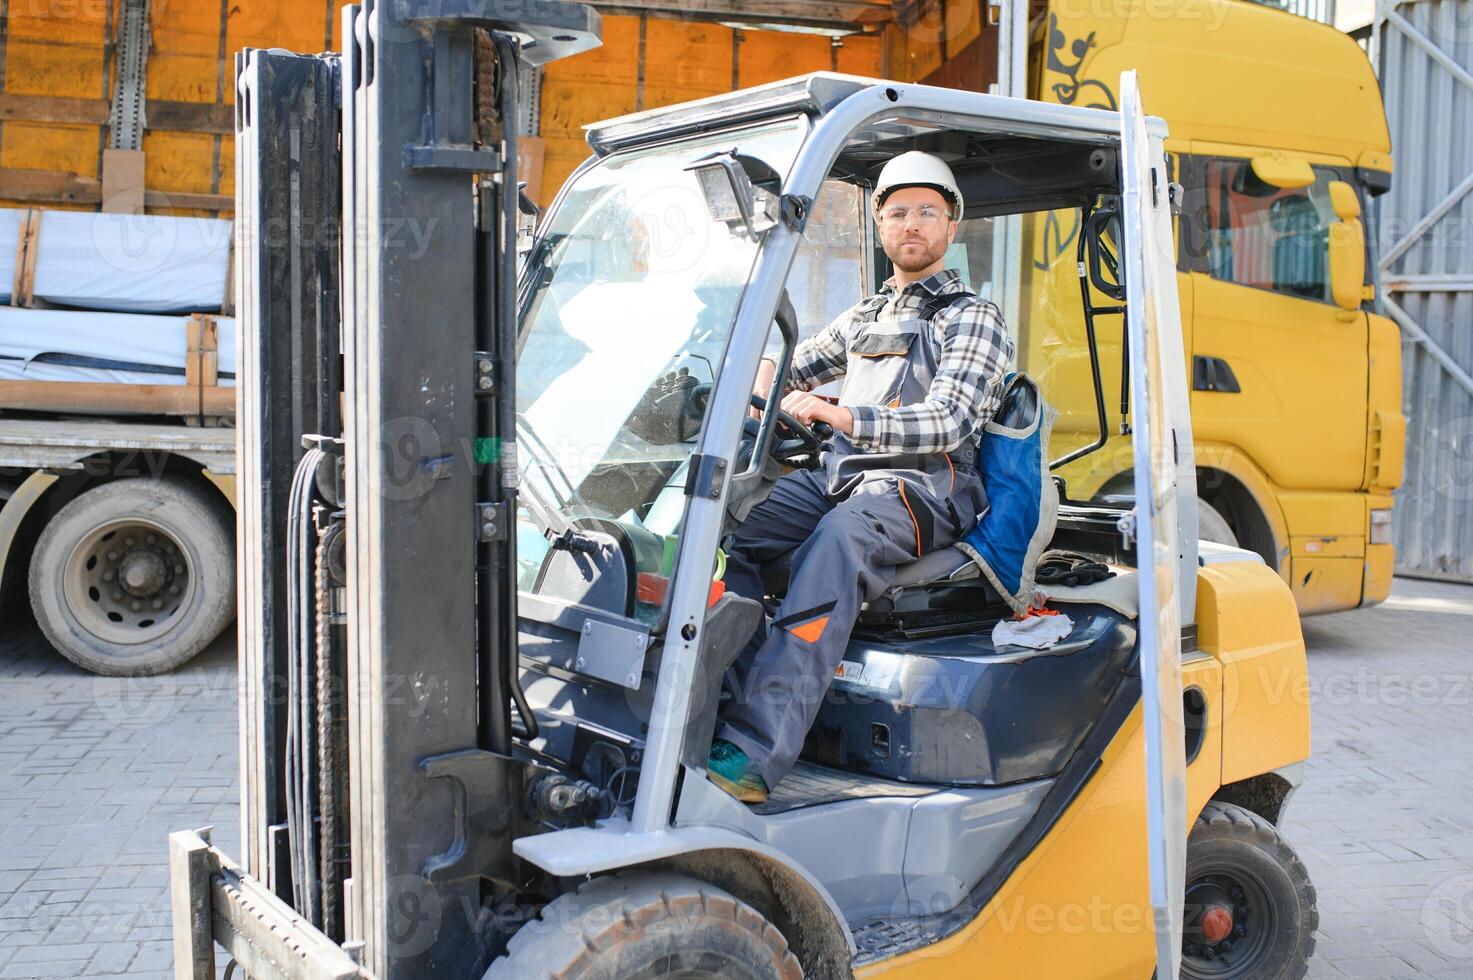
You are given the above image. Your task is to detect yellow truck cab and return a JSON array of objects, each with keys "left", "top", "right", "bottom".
[{"left": 1018, "top": 0, "right": 1406, "bottom": 614}]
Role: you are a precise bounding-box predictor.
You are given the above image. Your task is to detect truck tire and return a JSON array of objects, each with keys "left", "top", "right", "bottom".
[
  {"left": 1197, "top": 498, "right": 1239, "bottom": 547},
  {"left": 1182, "top": 801, "right": 1317, "bottom": 980},
  {"left": 484, "top": 872, "right": 803, "bottom": 980},
  {"left": 28, "top": 477, "right": 235, "bottom": 676}
]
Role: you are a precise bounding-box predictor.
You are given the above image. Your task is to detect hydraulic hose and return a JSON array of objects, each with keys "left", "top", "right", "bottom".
[
  {"left": 284, "top": 447, "right": 324, "bottom": 925},
  {"left": 474, "top": 30, "right": 509, "bottom": 755},
  {"left": 493, "top": 31, "right": 538, "bottom": 743}
]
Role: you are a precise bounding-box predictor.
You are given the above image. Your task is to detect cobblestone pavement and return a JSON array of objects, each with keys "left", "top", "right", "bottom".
[
  {"left": 1, "top": 576, "right": 1470, "bottom": 978},
  {"left": 0, "top": 616, "right": 237, "bottom": 980},
  {"left": 1289, "top": 577, "right": 1473, "bottom": 979}
]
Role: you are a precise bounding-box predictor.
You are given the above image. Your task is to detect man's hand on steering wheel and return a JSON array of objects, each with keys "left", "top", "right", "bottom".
[
  {"left": 779, "top": 391, "right": 854, "bottom": 437},
  {"left": 743, "top": 392, "right": 828, "bottom": 467}
]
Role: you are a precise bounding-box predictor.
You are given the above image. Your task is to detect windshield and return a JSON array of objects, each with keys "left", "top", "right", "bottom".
[{"left": 516, "top": 119, "right": 805, "bottom": 615}]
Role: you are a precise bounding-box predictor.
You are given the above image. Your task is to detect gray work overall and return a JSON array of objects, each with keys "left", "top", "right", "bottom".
[{"left": 717, "top": 296, "right": 988, "bottom": 789}]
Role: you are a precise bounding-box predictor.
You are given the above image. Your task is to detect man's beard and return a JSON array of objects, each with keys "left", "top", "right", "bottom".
[{"left": 890, "top": 238, "right": 946, "bottom": 273}]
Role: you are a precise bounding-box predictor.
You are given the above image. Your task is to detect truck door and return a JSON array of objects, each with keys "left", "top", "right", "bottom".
[
  {"left": 1182, "top": 150, "right": 1370, "bottom": 496},
  {"left": 1119, "top": 70, "right": 1191, "bottom": 980}
]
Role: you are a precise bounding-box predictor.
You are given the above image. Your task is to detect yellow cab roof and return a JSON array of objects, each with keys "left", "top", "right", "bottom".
[{"left": 1041, "top": 0, "right": 1392, "bottom": 172}]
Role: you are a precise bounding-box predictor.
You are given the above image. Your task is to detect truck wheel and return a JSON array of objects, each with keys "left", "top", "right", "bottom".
[
  {"left": 1197, "top": 499, "right": 1239, "bottom": 547},
  {"left": 484, "top": 872, "right": 803, "bottom": 980},
  {"left": 28, "top": 477, "right": 235, "bottom": 676},
  {"left": 1182, "top": 801, "right": 1317, "bottom": 980}
]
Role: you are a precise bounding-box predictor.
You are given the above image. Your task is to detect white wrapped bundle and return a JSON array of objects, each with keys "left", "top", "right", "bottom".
[{"left": 0, "top": 307, "right": 236, "bottom": 387}]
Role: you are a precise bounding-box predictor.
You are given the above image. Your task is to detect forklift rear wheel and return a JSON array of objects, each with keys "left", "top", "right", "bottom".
[
  {"left": 28, "top": 477, "right": 235, "bottom": 676},
  {"left": 1182, "top": 802, "right": 1317, "bottom": 980},
  {"left": 484, "top": 872, "right": 803, "bottom": 980}
]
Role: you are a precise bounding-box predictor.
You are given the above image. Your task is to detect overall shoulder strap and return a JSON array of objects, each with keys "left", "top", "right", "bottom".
[
  {"left": 918, "top": 289, "right": 978, "bottom": 323},
  {"left": 855, "top": 296, "right": 886, "bottom": 324}
]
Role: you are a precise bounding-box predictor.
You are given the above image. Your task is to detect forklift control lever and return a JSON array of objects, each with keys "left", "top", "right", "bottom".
[{"left": 546, "top": 526, "right": 601, "bottom": 555}]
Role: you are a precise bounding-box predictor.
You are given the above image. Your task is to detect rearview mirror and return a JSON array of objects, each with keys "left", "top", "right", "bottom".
[
  {"left": 1326, "top": 179, "right": 1365, "bottom": 311},
  {"left": 517, "top": 182, "right": 539, "bottom": 256}
]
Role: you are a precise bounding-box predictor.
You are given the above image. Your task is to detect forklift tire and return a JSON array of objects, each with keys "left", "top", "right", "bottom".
[
  {"left": 28, "top": 477, "right": 235, "bottom": 676},
  {"left": 484, "top": 872, "right": 803, "bottom": 980},
  {"left": 1182, "top": 802, "right": 1317, "bottom": 980}
]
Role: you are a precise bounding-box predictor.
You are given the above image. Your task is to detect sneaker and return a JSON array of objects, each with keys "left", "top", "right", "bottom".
[{"left": 706, "top": 738, "right": 769, "bottom": 803}]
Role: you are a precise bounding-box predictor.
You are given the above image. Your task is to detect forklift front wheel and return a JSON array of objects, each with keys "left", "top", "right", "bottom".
[
  {"left": 485, "top": 871, "right": 803, "bottom": 980},
  {"left": 1181, "top": 801, "right": 1318, "bottom": 980}
]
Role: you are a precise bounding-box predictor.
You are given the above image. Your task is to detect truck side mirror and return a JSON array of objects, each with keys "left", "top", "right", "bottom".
[
  {"left": 1249, "top": 152, "right": 1314, "bottom": 190},
  {"left": 1326, "top": 179, "right": 1365, "bottom": 311}
]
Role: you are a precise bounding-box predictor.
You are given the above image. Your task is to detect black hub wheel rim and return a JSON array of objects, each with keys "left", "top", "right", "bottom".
[{"left": 1182, "top": 869, "right": 1275, "bottom": 977}]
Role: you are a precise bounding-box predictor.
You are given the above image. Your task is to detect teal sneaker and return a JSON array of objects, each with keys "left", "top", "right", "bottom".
[{"left": 706, "top": 739, "right": 769, "bottom": 803}]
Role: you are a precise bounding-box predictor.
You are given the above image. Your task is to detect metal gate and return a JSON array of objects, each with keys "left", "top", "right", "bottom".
[{"left": 1374, "top": 0, "right": 1473, "bottom": 582}]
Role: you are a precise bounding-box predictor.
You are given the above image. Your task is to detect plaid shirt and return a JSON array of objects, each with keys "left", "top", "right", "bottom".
[{"left": 787, "top": 269, "right": 1014, "bottom": 455}]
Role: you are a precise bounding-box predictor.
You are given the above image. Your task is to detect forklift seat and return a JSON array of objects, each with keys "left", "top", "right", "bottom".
[
  {"left": 888, "top": 545, "right": 979, "bottom": 589},
  {"left": 857, "top": 546, "right": 1002, "bottom": 634},
  {"left": 761, "top": 542, "right": 984, "bottom": 600}
]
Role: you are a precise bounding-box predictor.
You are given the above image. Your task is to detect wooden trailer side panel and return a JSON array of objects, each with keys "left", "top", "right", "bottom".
[
  {"left": 0, "top": 0, "right": 352, "bottom": 216},
  {"left": 536, "top": 15, "right": 882, "bottom": 209}
]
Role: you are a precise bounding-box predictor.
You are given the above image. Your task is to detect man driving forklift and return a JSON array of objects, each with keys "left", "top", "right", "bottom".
[{"left": 708, "top": 151, "right": 1016, "bottom": 803}]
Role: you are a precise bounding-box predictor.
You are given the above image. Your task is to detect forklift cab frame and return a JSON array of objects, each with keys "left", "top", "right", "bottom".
[{"left": 511, "top": 71, "right": 1192, "bottom": 976}]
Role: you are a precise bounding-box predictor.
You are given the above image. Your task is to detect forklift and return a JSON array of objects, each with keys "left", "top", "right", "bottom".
[{"left": 170, "top": 3, "right": 1321, "bottom": 978}]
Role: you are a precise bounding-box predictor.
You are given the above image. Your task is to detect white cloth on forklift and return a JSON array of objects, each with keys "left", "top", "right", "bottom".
[
  {"left": 9, "top": 208, "right": 232, "bottom": 314},
  {"left": 991, "top": 612, "right": 1075, "bottom": 649},
  {"left": 0, "top": 307, "right": 236, "bottom": 386},
  {"left": 1041, "top": 569, "right": 1140, "bottom": 619}
]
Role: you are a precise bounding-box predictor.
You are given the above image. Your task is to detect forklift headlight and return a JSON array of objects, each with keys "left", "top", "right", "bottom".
[
  {"left": 686, "top": 150, "right": 782, "bottom": 240},
  {"left": 1369, "top": 508, "right": 1392, "bottom": 545},
  {"left": 692, "top": 159, "right": 748, "bottom": 225}
]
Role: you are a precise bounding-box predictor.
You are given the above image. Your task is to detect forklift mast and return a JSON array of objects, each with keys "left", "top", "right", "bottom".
[{"left": 232, "top": 3, "right": 598, "bottom": 975}]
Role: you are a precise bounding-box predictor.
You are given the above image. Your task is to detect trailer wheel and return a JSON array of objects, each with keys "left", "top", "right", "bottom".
[
  {"left": 484, "top": 872, "right": 803, "bottom": 980},
  {"left": 1182, "top": 801, "right": 1317, "bottom": 980},
  {"left": 28, "top": 477, "right": 235, "bottom": 676}
]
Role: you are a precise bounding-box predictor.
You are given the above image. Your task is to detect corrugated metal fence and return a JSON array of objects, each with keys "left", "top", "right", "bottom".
[
  {"left": 1249, "top": 0, "right": 1339, "bottom": 26},
  {"left": 1374, "top": 0, "right": 1473, "bottom": 581}
]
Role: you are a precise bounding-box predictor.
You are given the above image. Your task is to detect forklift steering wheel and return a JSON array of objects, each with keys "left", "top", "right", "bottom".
[
  {"left": 747, "top": 392, "right": 827, "bottom": 463},
  {"left": 687, "top": 384, "right": 827, "bottom": 468}
]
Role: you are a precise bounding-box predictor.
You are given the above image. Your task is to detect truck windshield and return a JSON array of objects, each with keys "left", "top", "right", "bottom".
[{"left": 515, "top": 119, "right": 805, "bottom": 599}]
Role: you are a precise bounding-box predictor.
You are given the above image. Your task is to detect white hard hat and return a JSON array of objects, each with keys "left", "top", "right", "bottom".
[{"left": 871, "top": 151, "right": 964, "bottom": 222}]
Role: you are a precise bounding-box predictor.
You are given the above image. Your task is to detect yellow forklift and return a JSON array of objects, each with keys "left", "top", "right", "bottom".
[{"left": 170, "top": 4, "right": 1319, "bottom": 978}]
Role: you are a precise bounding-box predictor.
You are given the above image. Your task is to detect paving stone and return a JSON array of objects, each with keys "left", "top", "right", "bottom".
[
  {"left": 83, "top": 943, "right": 138, "bottom": 975},
  {"left": 0, "top": 959, "right": 92, "bottom": 980}
]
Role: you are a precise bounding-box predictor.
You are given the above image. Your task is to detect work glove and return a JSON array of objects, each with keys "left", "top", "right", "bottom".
[{"left": 624, "top": 367, "right": 704, "bottom": 445}]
